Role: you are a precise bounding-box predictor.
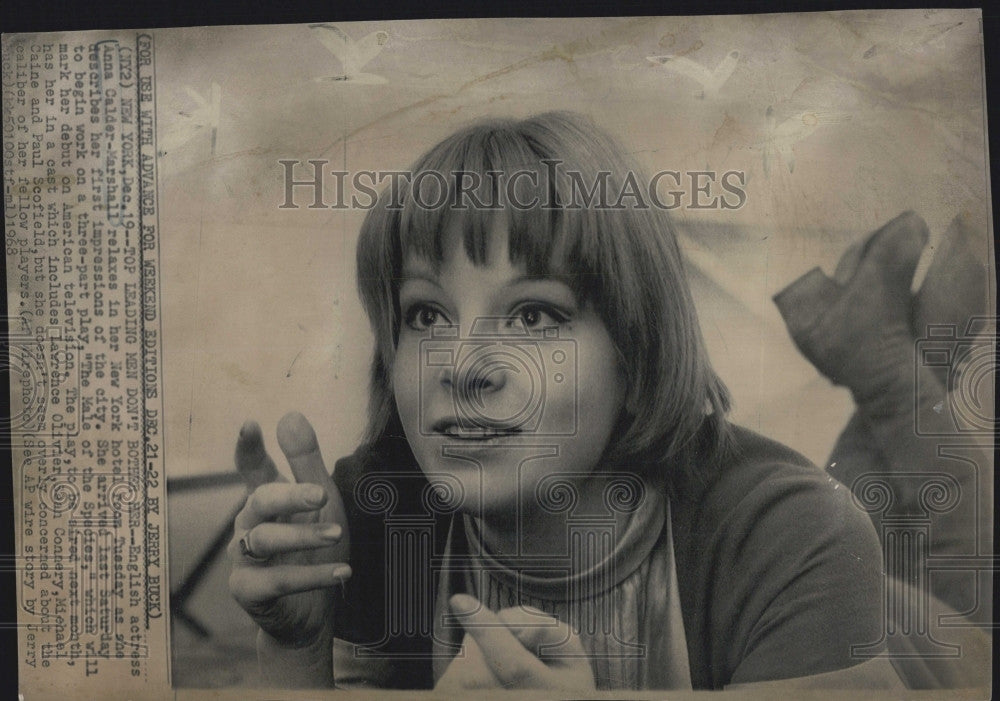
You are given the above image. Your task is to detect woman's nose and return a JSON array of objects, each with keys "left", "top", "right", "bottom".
[{"left": 440, "top": 356, "right": 510, "bottom": 396}]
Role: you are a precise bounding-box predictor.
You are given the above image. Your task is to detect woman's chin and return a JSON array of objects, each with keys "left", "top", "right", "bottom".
[{"left": 417, "top": 449, "right": 559, "bottom": 515}]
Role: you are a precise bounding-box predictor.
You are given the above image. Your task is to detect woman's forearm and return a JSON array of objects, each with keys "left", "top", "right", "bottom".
[{"left": 257, "top": 627, "right": 335, "bottom": 688}]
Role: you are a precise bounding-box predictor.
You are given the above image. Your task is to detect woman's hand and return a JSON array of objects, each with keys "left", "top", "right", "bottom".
[
  {"left": 227, "top": 412, "right": 351, "bottom": 653},
  {"left": 435, "top": 594, "right": 596, "bottom": 691}
]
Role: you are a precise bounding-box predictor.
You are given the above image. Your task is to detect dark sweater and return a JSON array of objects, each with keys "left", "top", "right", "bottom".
[{"left": 331, "top": 422, "right": 885, "bottom": 689}]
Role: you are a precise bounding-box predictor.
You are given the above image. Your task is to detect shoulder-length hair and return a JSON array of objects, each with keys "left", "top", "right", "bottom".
[{"left": 356, "top": 111, "right": 732, "bottom": 487}]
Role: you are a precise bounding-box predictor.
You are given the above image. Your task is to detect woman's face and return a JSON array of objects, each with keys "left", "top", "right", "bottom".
[{"left": 392, "top": 218, "right": 628, "bottom": 518}]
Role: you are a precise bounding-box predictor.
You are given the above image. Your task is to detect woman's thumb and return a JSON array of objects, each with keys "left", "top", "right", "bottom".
[{"left": 235, "top": 420, "right": 279, "bottom": 488}]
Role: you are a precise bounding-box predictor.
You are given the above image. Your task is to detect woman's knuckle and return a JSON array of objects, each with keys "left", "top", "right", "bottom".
[
  {"left": 271, "top": 573, "right": 292, "bottom": 596},
  {"left": 228, "top": 570, "right": 249, "bottom": 601},
  {"left": 254, "top": 482, "right": 280, "bottom": 507},
  {"left": 246, "top": 489, "right": 264, "bottom": 514}
]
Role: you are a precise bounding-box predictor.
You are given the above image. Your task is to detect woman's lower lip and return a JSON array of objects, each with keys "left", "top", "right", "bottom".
[{"left": 443, "top": 432, "right": 520, "bottom": 442}]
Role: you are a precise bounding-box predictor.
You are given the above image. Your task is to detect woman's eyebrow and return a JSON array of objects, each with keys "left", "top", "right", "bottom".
[
  {"left": 503, "top": 275, "right": 579, "bottom": 303},
  {"left": 505, "top": 273, "right": 576, "bottom": 291},
  {"left": 398, "top": 261, "right": 440, "bottom": 285},
  {"left": 398, "top": 272, "right": 439, "bottom": 285}
]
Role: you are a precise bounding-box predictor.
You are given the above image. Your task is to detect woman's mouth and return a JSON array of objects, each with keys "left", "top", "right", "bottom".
[{"left": 432, "top": 420, "right": 523, "bottom": 441}]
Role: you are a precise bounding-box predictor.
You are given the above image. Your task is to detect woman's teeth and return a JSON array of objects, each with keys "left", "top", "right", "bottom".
[{"left": 444, "top": 426, "right": 517, "bottom": 439}]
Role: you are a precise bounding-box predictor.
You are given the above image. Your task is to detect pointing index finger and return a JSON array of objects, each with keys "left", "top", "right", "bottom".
[
  {"left": 450, "top": 594, "right": 549, "bottom": 685},
  {"left": 276, "top": 412, "right": 328, "bottom": 484},
  {"left": 275, "top": 412, "right": 350, "bottom": 555}
]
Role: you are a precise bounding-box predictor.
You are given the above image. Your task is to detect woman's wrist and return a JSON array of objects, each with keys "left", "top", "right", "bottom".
[{"left": 257, "top": 626, "right": 335, "bottom": 688}]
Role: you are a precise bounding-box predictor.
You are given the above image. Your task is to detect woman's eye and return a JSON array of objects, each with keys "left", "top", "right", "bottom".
[
  {"left": 509, "top": 304, "right": 567, "bottom": 330},
  {"left": 404, "top": 304, "right": 448, "bottom": 331}
]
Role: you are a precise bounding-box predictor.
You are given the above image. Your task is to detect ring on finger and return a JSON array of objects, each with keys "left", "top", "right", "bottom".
[{"left": 238, "top": 529, "right": 269, "bottom": 564}]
